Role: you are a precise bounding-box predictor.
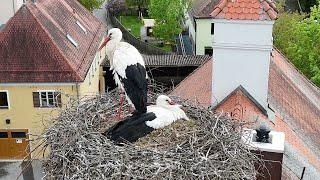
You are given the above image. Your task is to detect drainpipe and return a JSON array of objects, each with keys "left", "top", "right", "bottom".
[
  {"left": 76, "top": 83, "right": 80, "bottom": 101},
  {"left": 12, "top": 0, "right": 16, "bottom": 14}
]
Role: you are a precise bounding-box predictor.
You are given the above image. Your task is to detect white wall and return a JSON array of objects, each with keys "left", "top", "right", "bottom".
[
  {"left": 185, "top": 15, "right": 214, "bottom": 55},
  {"left": 195, "top": 19, "right": 213, "bottom": 55},
  {"left": 0, "top": 0, "right": 24, "bottom": 25},
  {"left": 212, "top": 19, "right": 274, "bottom": 109}
]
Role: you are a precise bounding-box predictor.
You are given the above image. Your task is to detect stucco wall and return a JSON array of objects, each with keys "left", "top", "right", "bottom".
[
  {"left": 195, "top": 19, "right": 214, "bottom": 55},
  {"left": 0, "top": 0, "right": 24, "bottom": 25},
  {"left": 212, "top": 20, "right": 274, "bottom": 109}
]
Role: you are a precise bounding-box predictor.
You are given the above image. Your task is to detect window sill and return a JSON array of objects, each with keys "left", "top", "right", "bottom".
[
  {"left": 0, "top": 107, "right": 9, "bottom": 109},
  {"left": 38, "top": 106, "right": 60, "bottom": 109}
]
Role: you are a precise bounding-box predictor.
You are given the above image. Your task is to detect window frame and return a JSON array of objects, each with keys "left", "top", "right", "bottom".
[
  {"left": 37, "top": 90, "right": 58, "bottom": 108},
  {"left": 204, "top": 46, "right": 213, "bottom": 56},
  {"left": 0, "top": 90, "right": 10, "bottom": 109}
]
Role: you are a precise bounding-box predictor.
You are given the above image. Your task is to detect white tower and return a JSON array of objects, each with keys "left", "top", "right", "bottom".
[{"left": 211, "top": 0, "right": 277, "bottom": 110}]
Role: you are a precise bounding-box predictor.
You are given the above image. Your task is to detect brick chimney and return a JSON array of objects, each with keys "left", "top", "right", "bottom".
[{"left": 242, "top": 129, "right": 285, "bottom": 179}]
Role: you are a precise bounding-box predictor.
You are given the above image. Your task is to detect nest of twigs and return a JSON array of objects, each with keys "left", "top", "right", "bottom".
[{"left": 34, "top": 85, "right": 263, "bottom": 179}]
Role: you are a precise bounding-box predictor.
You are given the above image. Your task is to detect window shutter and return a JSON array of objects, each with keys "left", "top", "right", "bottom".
[
  {"left": 32, "top": 92, "right": 40, "bottom": 107},
  {"left": 54, "top": 92, "right": 62, "bottom": 108}
]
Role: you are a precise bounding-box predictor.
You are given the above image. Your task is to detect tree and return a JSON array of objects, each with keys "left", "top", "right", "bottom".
[
  {"left": 149, "top": 0, "right": 190, "bottom": 43},
  {"left": 106, "top": 0, "right": 127, "bottom": 15},
  {"left": 273, "top": 1, "right": 320, "bottom": 86},
  {"left": 299, "top": 0, "right": 318, "bottom": 12},
  {"left": 78, "top": 0, "right": 104, "bottom": 12}
]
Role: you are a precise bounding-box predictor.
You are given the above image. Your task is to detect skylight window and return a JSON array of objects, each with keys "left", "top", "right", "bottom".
[
  {"left": 67, "top": 34, "right": 78, "bottom": 47},
  {"left": 76, "top": 21, "right": 87, "bottom": 34}
]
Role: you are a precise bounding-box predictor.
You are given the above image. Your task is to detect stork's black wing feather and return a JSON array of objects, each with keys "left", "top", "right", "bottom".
[
  {"left": 119, "top": 63, "right": 147, "bottom": 114},
  {"left": 105, "top": 113, "right": 156, "bottom": 143}
]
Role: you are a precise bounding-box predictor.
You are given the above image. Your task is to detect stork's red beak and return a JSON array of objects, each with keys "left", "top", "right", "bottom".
[{"left": 99, "top": 36, "right": 110, "bottom": 50}]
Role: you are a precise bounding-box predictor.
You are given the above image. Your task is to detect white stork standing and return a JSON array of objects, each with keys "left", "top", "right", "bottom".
[
  {"left": 99, "top": 28, "right": 148, "bottom": 118},
  {"left": 105, "top": 95, "right": 189, "bottom": 143}
]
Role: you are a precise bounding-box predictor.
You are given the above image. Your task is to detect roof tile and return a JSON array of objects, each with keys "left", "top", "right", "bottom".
[
  {"left": 0, "top": 0, "right": 106, "bottom": 83},
  {"left": 170, "top": 49, "right": 320, "bottom": 170},
  {"left": 208, "top": 0, "right": 278, "bottom": 21}
]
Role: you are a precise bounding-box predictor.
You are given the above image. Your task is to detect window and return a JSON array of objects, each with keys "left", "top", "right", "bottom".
[
  {"left": 11, "top": 132, "right": 27, "bottom": 138},
  {"left": 92, "top": 64, "right": 94, "bottom": 77},
  {"left": 67, "top": 34, "right": 78, "bottom": 47},
  {"left": 205, "top": 47, "right": 213, "bottom": 56},
  {"left": 0, "top": 91, "right": 9, "bottom": 109},
  {"left": 33, "top": 91, "right": 61, "bottom": 108},
  {"left": 76, "top": 21, "right": 87, "bottom": 34},
  {"left": 211, "top": 23, "right": 215, "bottom": 35},
  {"left": 0, "top": 132, "right": 8, "bottom": 138}
]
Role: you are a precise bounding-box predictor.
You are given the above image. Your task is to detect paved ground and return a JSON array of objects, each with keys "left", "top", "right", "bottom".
[
  {"left": 92, "top": 0, "right": 113, "bottom": 30},
  {"left": 0, "top": 161, "right": 44, "bottom": 180}
]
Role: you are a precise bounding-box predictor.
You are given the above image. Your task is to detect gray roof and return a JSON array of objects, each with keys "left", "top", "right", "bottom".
[
  {"left": 190, "top": 0, "right": 221, "bottom": 19},
  {"left": 103, "top": 55, "right": 211, "bottom": 67}
]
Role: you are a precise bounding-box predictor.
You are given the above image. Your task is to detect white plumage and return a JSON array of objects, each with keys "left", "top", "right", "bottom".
[
  {"left": 100, "top": 28, "right": 148, "bottom": 114},
  {"left": 146, "top": 95, "right": 190, "bottom": 129}
]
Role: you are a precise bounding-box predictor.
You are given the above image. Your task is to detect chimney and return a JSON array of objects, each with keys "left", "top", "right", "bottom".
[
  {"left": 242, "top": 128, "right": 285, "bottom": 180},
  {"left": 211, "top": 18, "right": 275, "bottom": 114}
]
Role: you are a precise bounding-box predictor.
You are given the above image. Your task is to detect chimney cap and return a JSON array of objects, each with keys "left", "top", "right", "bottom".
[{"left": 242, "top": 129, "right": 285, "bottom": 153}]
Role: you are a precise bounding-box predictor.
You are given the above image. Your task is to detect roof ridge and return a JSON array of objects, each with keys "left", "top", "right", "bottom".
[
  {"left": 212, "top": 85, "right": 268, "bottom": 117},
  {"left": 210, "top": 0, "right": 227, "bottom": 17},
  {"left": 25, "top": 4, "right": 83, "bottom": 82}
]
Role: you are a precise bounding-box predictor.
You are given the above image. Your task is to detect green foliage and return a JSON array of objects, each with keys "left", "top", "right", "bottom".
[
  {"left": 273, "top": 3, "right": 320, "bottom": 86},
  {"left": 78, "top": 0, "right": 104, "bottom": 11},
  {"left": 149, "top": 0, "right": 190, "bottom": 43},
  {"left": 118, "top": 15, "right": 142, "bottom": 37}
]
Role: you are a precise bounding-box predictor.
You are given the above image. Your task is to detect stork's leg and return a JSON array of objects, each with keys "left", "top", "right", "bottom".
[{"left": 117, "top": 91, "right": 125, "bottom": 120}]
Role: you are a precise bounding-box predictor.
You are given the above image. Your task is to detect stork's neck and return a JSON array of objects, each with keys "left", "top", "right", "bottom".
[{"left": 106, "top": 39, "right": 120, "bottom": 65}]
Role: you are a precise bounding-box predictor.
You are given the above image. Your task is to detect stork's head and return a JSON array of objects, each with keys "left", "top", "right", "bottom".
[
  {"left": 156, "top": 95, "right": 175, "bottom": 106},
  {"left": 99, "top": 28, "right": 122, "bottom": 50}
]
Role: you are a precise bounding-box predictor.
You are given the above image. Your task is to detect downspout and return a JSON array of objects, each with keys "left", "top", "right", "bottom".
[
  {"left": 76, "top": 83, "right": 80, "bottom": 100},
  {"left": 12, "top": 0, "right": 16, "bottom": 14}
]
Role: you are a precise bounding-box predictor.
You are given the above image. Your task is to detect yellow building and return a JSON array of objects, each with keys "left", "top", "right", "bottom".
[{"left": 0, "top": 0, "right": 106, "bottom": 160}]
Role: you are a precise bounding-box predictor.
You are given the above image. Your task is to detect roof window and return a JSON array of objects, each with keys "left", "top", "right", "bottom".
[
  {"left": 67, "top": 34, "right": 78, "bottom": 47},
  {"left": 76, "top": 21, "right": 87, "bottom": 34}
]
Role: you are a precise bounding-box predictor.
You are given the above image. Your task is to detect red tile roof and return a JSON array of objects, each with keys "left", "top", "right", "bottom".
[
  {"left": 171, "top": 49, "right": 320, "bottom": 170},
  {"left": 0, "top": 0, "right": 106, "bottom": 83},
  {"left": 191, "top": 0, "right": 278, "bottom": 20},
  {"left": 171, "top": 59, "right": 212, "bottom": 106}
]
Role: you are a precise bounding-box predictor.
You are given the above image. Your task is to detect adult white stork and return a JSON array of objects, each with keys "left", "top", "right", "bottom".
[
  {"left": 105, "top": 95, "right": 189, "bottom": 143},
  {"left": 99, "top": 28, "right": 148, "bottom": 117}
]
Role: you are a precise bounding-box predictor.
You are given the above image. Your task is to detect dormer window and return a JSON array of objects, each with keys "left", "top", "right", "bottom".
[
  {"left": 67, "top": 34, "right": 78, "bottom": 47},
  {"left": 76, "top": 21, "right": 87, "bottom": 34}
]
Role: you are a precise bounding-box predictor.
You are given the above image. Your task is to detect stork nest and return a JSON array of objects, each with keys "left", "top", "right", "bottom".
[{"left": 33, "top": 85, "right": 263, "bottom": 179}]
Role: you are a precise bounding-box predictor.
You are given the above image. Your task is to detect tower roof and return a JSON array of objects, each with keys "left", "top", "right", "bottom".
[
  {"left": 0, "top": 0, "right": 106, "bottom": 83},
  {"left": 191, "top": 0, "right": 278, "bottom": 20}
]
